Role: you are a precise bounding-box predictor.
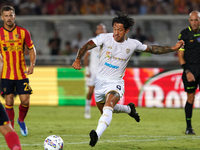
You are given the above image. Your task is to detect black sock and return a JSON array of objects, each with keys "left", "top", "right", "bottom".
[{"left": 185, "top": 101, "right": 193, "bottom": 129}]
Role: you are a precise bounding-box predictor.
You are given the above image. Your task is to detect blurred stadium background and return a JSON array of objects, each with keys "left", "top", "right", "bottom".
[{"left": 0, "top": 0, "right": 200, "bottom": 108}]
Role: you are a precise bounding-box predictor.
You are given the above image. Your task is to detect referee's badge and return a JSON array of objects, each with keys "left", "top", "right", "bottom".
[
  {"left": 126, "top": 48, "right": 130, "bottom": 54},
  {"left": 197, "top": 37, "right": 200, "bottom": 42}
]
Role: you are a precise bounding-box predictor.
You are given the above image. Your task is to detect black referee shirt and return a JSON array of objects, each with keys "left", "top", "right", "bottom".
[{"left": 178, "top": 26, "right": 200, "bottom": 64}]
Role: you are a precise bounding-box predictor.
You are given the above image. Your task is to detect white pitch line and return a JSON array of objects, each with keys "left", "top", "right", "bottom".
[
  {"left": 1, "top": 134, "right": 200, "bottom": 138},
  {"left": 0, "top": 135, "right": 200, "bottom": 148},
  {"left": 38, "top": 134, "right": 200, "bottom": 138}
]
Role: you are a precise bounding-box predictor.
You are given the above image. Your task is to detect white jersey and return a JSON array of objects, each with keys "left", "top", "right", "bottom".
[
  {"left": 88, "top": 45, "right": 100, "bottom": 75},
  {"left": 92, "top": 33, "right": 147, "bottom": 79},
  {"left": 86, "top": 45, "right": 100, "bottom": 86}
]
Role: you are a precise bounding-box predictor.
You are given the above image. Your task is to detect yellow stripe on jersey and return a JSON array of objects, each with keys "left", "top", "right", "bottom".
[
  {"left": 1, "top": 29, "right": 8, "bottom": 79},
  {"left": 9, "top": 50, "right": 14, "bottom": 79},
  {"left": 20, "top": 29, "right": 26, "bottom": 76}
]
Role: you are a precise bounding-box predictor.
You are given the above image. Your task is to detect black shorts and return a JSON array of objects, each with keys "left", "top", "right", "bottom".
[
  {"left": 1, "top": 78, "right": 32, "bottom": 95},
  {"left": 182, "top": 64, "right": 200, "bottom": 93},
  {"left": 0, "top": 103, "right": 10, "bottom": 125}
]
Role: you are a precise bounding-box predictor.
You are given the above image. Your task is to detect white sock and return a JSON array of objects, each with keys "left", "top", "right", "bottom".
[
  {"left": 96, "top": 106, "right": 113, "bottom": 139},
  {"left": 113, "top": 104, "right": 131, "bottom": 114},
  {"left": 85, "top": 99, "right": 91, "bottom": 111}
]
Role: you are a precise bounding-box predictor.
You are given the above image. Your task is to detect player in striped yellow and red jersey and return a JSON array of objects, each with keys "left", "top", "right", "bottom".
[
  {"left": 0, "top": 5, "right": 36, "bottom": 143},
  {"left": 0, "top": 24, "right": 34, "bottom": 80}
]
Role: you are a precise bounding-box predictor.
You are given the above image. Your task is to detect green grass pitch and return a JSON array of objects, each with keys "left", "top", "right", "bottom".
[{"left": 1, "top": 106, "right": 200, "bottom": 150}]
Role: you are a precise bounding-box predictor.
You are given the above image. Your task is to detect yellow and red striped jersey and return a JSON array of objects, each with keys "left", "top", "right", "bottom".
[{"left": 0, "top": 25, "right": 34, "bottom": 80}]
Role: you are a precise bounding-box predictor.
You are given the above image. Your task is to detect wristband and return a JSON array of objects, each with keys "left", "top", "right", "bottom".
[
  {"left": 31, "top": 63, "right": 35, "bottom": 67},
  {"left": 85, "top": 66, "right": 89, "bottom": 75},
  {"left": 181, "top": 63, "right": 188, "bottom": 70}
]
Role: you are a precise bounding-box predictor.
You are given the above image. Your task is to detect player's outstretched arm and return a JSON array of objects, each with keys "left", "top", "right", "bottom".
[
  {"left": 72, "top": 40, "right": 96, "bottom": 70},
  {"left": 145, "top": 40, "right": 184, "bottom": 54}
]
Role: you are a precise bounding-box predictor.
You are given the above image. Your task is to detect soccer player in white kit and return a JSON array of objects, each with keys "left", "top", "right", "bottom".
[
  {"left": 84, "top": 23, "right": 107, "bottom": 119},
  {"left": 72, "top": 12, "right": 184, "bottom": 147}
]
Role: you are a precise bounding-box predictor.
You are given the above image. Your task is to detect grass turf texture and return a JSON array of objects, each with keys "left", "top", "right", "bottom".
[{"left": 1, "top": 106, "right": 200, "bottom": 150}]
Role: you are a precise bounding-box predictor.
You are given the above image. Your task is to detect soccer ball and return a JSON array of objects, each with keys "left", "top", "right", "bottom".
[{"left": 44, "top": 135, "right": 64, "bottom": 150}]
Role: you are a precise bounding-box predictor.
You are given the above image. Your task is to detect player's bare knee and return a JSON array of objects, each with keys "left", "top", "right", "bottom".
[
  {"left": 19, "top": 94, "right": 30, "bottom": 105},
  {"left": 5, "top": 95, "right": 14, "bottom": 105},
  {"left": 187, "top": 93, "right": 195, "bottom": 104},
  {"left": 187, "top": 99, "right": 195, "bottom": 104},
  {"left": 20, "top": 99, "right": 30, "bottom": 106},
  {"left": 107, "top": 91, "right": 120, "bottom": 98}
]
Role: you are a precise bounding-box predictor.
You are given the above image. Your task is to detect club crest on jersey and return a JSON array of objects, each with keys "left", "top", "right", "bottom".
[
  {"left": 15, "top": 34, "right": 19, "bottom": 39},
  {"left": 126, "top": 48, "right": 130, "bottom": 54},
  {"left": 105, "top": 51, "right": 113, "bottom": 60},
  {"left": 3, "top": 46, "right": 7, "bottom": 51}
]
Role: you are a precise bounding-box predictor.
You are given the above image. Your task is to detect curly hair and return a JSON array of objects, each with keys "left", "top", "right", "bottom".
[{"left": 112, "top": 11, "right": 135, "bottom": 30}]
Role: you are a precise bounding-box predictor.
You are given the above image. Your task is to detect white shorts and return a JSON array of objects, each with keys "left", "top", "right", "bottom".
[
  {"left": 86, "top": 72, "right": 97, "bottom": 86},
  {"left": 94, "top": 75, "right": 125, "bottom": 103}
]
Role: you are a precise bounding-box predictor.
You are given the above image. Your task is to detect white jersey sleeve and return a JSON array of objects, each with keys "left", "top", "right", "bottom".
[
  {"left": 133, "top": 39, "right": 147, "bottom": 52},
  {"left": 91, "top": 33, "right": 148, "bottom": 79},
  {"left": 92, "top": 33, "right": 107, "bottom": 47}
]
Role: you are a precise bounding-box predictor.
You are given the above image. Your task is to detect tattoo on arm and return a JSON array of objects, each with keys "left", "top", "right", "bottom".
[
  {"left": 76, "top": 40, "right": 96, "bottom": 59},
  {"left": 146, "top": 45, "right": 174, "bottom": 54}
]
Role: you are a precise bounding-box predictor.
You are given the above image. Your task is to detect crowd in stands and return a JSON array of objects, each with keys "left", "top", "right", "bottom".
[
  {"left": 47, "top": 27, "right": 161, "bottom": 57},
  {"left": 1, "top": 0, "right": 200, "bottom": 15}
]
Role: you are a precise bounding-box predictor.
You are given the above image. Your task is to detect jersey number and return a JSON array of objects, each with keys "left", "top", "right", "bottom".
[
  {"left": 24, "top": 83, "right": 31, "bottom": 91},
  {"left": 116, "top": 85, "right": 121, "bottom": 90}
]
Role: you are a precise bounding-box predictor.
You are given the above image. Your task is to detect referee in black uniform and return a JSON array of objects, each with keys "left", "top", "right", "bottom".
[{"left": 178, "top": 11, "right": 200, "bottom": 135}]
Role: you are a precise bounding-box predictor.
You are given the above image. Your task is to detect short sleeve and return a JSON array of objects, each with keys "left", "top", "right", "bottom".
[
  {"left": 92, "top": 33, "right": 106, "bottom": 47},
  {"left": 24, "top": 29, "right": 34, "bottom": 49},
  {"left": 134, "top": 39, "right": 147, "bottom": 52},
  {"left": 178, "top": 33, "right": 182, "bottom": 40},
  {"left": 178, "top": 29, "right": 186, "bottom": 41},
  {"left": 178, "top": 31, "right": 185, "bottom": 51}
]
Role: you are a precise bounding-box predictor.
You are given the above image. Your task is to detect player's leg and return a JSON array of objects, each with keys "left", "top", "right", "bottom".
[
  {"left": 0, "top": 103, "right": 21, "bottom": 150},
  {"left": 18, "top": 94, "right": 30, "bottom": 136},
  {"left": 5, "top": 94, "right": 15, "bottom": 128},
  {"left": 89, "top": 102, "right": 104, "bottom": 147},
  {"left": 96, "top": 102, "right": 104, "bottom": 114},
  {"left": 113, "top": 103, "right": 140, "bottom": 122},
  {"left": 113, "top": 104, "right": 131, "bottom": 113},
  {"left": 85, "top": 86, "right": 95, "bottom": 119},
  {"left": 89, "top": 91, "right": 119, "bottom": 147},
  {"left": 18, "top": 94, "right": 30, "bottom": 122},
  {"left": 185, "top": 92, "right": 195, "bottom": 135},
  {"left": 0, "top": 124, "right": 22, "bottom": 150},
  {"left": 16, "top": 78, "right": 32, "bottom": 137},
  {"left": 182, "top": 72, "right": 197, "bottom": 135},
  {"left": 1, "top": 79, "right": 15, "bottom": 128}
]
